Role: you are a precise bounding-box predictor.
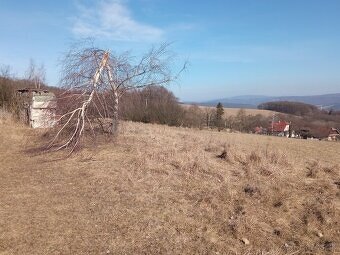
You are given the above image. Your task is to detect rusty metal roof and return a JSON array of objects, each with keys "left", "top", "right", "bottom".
[{"left": 17, "top": 88, "right": 50, "bottom": 93}]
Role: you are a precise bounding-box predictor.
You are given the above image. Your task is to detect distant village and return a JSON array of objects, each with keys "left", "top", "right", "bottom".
[{"left": 254, "top": 120, "right": 340, "bottom": 141}]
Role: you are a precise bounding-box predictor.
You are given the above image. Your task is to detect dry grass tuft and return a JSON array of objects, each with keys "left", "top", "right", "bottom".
[
  {"left": 306, "top": 161, "right": 320, "bottom": 178},
  {"left": 248, "top": 151, "right": 261, "bottom": 164},
  {"left": 0, "top": 108, "right": 9, "bottom": 117},
  {"left": 0, "top": 108, "right": 15, "bottom": 125}
]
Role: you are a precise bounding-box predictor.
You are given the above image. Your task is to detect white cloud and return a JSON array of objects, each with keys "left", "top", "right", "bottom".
[{"left": 72, "top": 0, "right": 164, "bottom": 42}]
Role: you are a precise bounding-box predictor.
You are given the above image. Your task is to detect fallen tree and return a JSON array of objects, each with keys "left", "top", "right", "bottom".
[{"left": 49, "top": 42, "right": 185, "bottom": 153}]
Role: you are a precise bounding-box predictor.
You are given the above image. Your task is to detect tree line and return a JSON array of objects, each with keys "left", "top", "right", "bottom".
[
  {"left": 3, "top": 70, "right": 340, "bottom": 139},
  {"left": 120, "top": 86, "right": 271, "bottom": 132},
  {"left": 0, "top": 71, "right": 276, "bottom": 134},
  {"left": 258, "top": 100, "right": 340, "bottom": 117}
]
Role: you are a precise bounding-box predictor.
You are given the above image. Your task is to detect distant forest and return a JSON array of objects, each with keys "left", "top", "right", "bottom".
[
  {"left": 258, "top": 101, "right": 340, "bottom": 117},
  {"left": 258, "top": 101, "right": 319, "bottom": 116}
]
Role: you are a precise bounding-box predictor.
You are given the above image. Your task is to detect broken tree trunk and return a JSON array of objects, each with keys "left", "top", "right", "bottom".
[
  {"left": 107, "top": 66, "right": 119, "bottom": 136},
  {"left": 49, "top": 52, "right": 109, "bottom": 153}
]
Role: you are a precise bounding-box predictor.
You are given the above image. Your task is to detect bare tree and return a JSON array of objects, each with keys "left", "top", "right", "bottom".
[
  {"left": 49, "top": 42, "right": 185, "bottom": 153},
  {"left": 26, "top": 59, "right": 46, "bottom": 89},
  {"left": 183, "top": 105, "right": 204, "bottom": 128},
  {"left": 0, "top": 65, "right": 13, "bottom": 109},
  {"left": 204, "top": 107, "right": 215, "bottom": 129},
  {"left": 0, "top": 65, "right": 12, "bottom": 78}
]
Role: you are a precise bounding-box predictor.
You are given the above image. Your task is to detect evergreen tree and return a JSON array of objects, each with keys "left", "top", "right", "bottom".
[{"left": 215, "top": 102, "right": 224, "bottom": 131}]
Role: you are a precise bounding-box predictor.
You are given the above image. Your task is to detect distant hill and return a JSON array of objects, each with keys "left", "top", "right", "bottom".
[
  {"left": 258, "top": 101, "right": 320, "bottom": 116},
  {"left": 198, "top": 93, "right": 340, "bottom": 110}
]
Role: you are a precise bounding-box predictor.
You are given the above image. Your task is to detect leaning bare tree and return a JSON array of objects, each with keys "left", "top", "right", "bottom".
[{"left": 48, "top": 42, "right": 184, "bottom": 153}]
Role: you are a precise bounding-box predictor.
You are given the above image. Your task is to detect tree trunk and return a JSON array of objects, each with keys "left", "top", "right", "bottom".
[
  {"left": 107, "top": 66, "right": 119, "bottom": 136},
  {"left": 112, "top": 89, "right": 119, "bottom": 136}
]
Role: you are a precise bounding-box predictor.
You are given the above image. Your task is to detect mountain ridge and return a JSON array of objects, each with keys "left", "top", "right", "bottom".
[{"left": 194, "top": 93, "right": 340, "bottom": 110}]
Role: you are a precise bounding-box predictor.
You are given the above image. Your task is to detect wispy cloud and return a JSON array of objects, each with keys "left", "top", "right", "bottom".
[{"left": 72, "top": 0, "right": 164, "bottom": 42}]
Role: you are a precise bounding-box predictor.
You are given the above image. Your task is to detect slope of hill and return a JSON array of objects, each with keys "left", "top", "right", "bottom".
[
  {"left": 200, "top": 93, "right": 340, "bottom": 110},
  {"left": 0, "top": 119, "right": 339, "bottom": 254},
  {"left": 182, "top": 104, "right": 277, "bottom": 117}
]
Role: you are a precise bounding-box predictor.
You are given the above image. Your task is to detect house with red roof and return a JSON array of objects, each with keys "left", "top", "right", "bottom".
[{"left": 269, "top": 120, "right": 290, "bottom": 137}]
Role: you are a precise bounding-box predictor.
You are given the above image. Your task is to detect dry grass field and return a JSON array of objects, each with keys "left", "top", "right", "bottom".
[
  {"left": 183, "top": 104, "right": 277, "bottom": 117},
  {"left": 0, "top": 114, "right": 339, "bottom": 254},
  {"left": 220, "top": 107, "right": 276, "bottom": 117}
]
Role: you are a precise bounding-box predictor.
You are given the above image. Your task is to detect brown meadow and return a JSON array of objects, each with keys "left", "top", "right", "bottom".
[
  {"left": 0, "top": 115, "right": 339, "bottom": 254},
  {"left": 183, "top": 104, "right": 277, "bottom": 117}
]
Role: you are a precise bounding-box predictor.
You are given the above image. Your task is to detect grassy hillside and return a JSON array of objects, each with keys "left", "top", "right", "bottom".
[
  {"left": 220, "top": 107, "right": 276, "bottom": 117},
  {"left": 183, "top": 104, "right": 277, "bottom": 117},
  {"left": 0, "top": 118, "right": 339, "bottom": 254}
]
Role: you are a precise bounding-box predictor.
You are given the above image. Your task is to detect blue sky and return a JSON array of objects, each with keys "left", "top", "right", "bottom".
[{"left": 1, "top": 0, "right": 340, "bottom": 101}]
